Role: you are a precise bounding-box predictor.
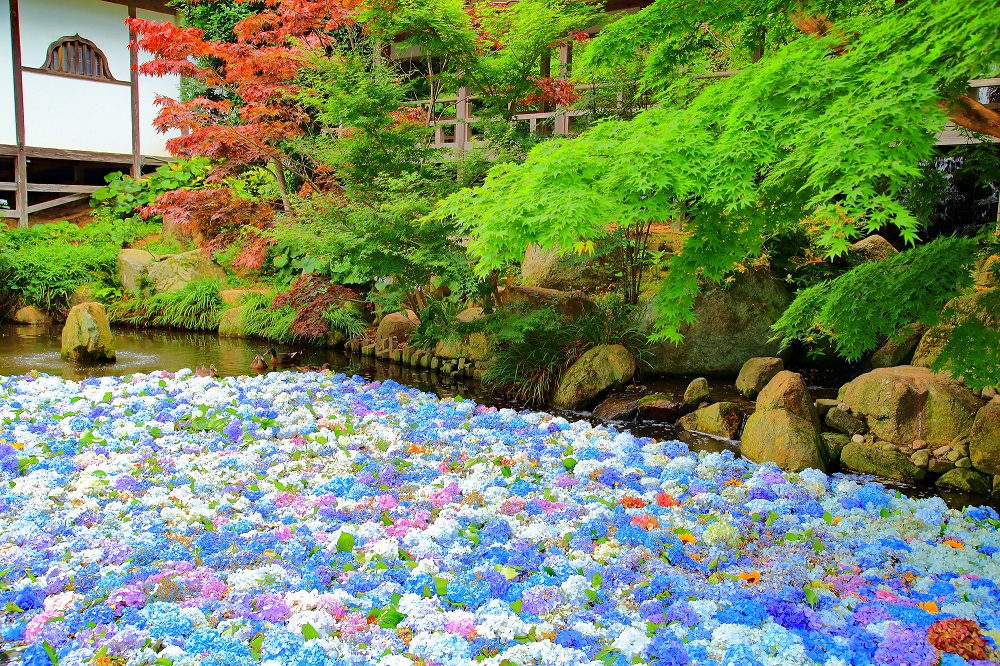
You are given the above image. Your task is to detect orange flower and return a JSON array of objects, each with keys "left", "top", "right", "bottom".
[
  {"left": 918, "top": 601, "right": 939, "bottom": 614},
  {"left": 407, "top": 443, "right": 428, "bottom": 454},
  {"left": 678, "top": 533, "right": 696, "bottom": 545},
  {"left": 739, "top": 571, "right": 761, "bottom": 585},
  {"left": 621, "top": 496, "right": 646, "bottom": 509},
  {"left": 631, "top": 514, "right": 660, "bottom": 531},
  {"left": 656, "top": 492, "right": 680, "bottom": 508},
  {"left": 725, "top": 479, "right": 743, "bottom": 487},
  {"left": 832, "top": 516, "right": 843, "bottom": 526},
  {"left": 942, "top": 539, "right": 965, "bottom": 550}
]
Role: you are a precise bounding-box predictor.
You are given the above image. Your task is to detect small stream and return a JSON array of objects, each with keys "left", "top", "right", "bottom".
[{"left": 1, "top": 323, "right": 994, "bottom": 511}]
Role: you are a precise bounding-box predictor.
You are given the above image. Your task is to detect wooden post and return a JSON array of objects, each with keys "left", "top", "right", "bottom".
[
  {"left": 554, "top": 42, "right": 573, "bottom": 136},
  {"left": 455, "top": 86, "right": 471, "bottom": 153},
  {"left": 539, "top": 49, "right": 551, "bottom": 115},
  {"left": 128, "top": 4, "right": 141, "bottom": 178},
  {"left": 9, "top": 0, "right": 28, "bottom": 227}
]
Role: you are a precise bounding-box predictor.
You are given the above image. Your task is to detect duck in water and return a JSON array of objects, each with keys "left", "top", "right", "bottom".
[{"left": 251, "top": 355, "right": 268, "bottom": 373}]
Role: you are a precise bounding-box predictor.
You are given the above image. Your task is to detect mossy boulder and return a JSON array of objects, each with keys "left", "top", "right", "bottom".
[
  {"left": 61, "top": 302, "right": 115, "bottom": 361},
  {"left": 145, "top": 250, "right": 227, "bottom": 294},
  {"left": 117, "top": 249, "right": 154, "bottom": 294},
  {"left": 756, "top": 371, "right": 821, "bottom": 428},
  {"left": 912, "top": 289, "right": 1000, "bottom": 369},
  {"left": 736, "top": 357, "right": 784, "bottom": 398},
  {"left": 520, "top": 244, "right": 606, "bottom": 292},
  {"left": 683, "top": 377, "right": 711, "bottom": 408},
  {"left": 638, "top": 269, "right": 792, "bottom": 376},
  {"left": 376, "top": 311, "right": 419, "bottom": 347},
  {"left": 851, "top": 235, "right": 898, "bottom": 263},
  {"left": 435, "top": 308, "right": 489, "bottom": 361},
  {"left": 741, "top": 410, "right": 826, "bottom": 472},
  {"left": 821, "top": 433, "right": 851, "bottom": 466},
  {"left": 678, "top": 402, "right": 744, "bottom": 439},
  {"left": 840, "top": 442, "right": 926, "bottom": 482},
  {"left": 637, "top": 394, "right": 684, "bottom": 422},
  {"left": 936, "top": 468, "right": 992, "bottom": 495},
  {"left": 870, "top": 323, "right": 927, "bottom": 369},
  {"left": 13, "top": 305, "right": 51, "bottom": 325},
  {"left": 552, "top": 345, "right": 636, "bottom": 410},
  {"left": 218, "top": 306, "right": 248, "bottom": 338},
  {"left": 842, "top": 366, "right": 984, "bottom": 446},
  {"left": 500, "top": 285, "right": 595, "bottom": 319},
  {"left": 970, "top": 398, "right": 1000, "bottom": 475}
]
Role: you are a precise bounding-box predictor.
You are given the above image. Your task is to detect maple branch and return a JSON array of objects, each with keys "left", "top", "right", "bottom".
[
  {"left": 789, "top": 11, "right": 1000, "bottom": 141},
  {"left": 270, "top": 157, "right": 294, "bottom": 214},
  {"left": 941, "top": 96, "right": 1000, "bottom": 141}
]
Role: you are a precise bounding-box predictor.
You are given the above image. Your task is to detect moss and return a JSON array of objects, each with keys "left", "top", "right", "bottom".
[{"left": 840, "top": 442, "right": 926, "bottom": 482}]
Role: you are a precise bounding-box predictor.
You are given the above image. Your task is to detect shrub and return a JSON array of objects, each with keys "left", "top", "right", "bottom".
[{"left": 107, "top": 280, "right": 224, "bottom": 331}]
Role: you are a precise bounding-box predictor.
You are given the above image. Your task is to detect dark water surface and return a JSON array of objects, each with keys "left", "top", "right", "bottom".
[{"left": 1, "top": 323, "right": 994, "bottom": 511}]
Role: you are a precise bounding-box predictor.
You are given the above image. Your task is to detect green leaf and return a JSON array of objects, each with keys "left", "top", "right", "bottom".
[
  {"left": 336, "top": 532, "right": 355, "bottom": 553},
  {"left": 510, "top": 599, "right": 523, "bottom": 614},
  {"left": 378, "top": 609, "right": 406, "bottom": 628},
  {"left": 301, "top": 623, "right": 320, "bottom": 641}
]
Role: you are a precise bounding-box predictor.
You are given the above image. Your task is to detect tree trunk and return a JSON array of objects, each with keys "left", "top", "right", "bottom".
[
  {"left": 271, "top": 157, "right": 293, "bottom": 214},
  {"left": 942, "top": 96, "right": 1000, "bottom": 141}
]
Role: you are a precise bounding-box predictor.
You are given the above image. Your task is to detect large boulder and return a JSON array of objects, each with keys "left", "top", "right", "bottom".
[
  {"left": 912, "top": 289, "right": 999, "bottom": 369},
  {"left": 755, "top": 371, "right": 820, "bottom": 428},
  {"left": 936, "top": 468, "right": 992, "bottom": 495},
  {"left": 842, "top": 366, "right": 984, "bottom": 446},
  {"left": 500, "top": 285, "right": 595, "bottom": 320},
  {"left": 851, "top": 235, "right": 898, "bottom": 263},
  {"left": 61, "top": 302, "right": 115, "bottom": 361},
  {"left": 219, "top": 288, "right": 269, "bottom": 307},
  {"left": 677, "top": 402, "right": 744, "bottom": 440},
  {"left": 376, "top": 311, "right": 419, "bottom": 347},
  {"left": 520, "top": 244, "right": 605, "bottom": 292},
  {"left": 117, "top": 249, "right": 154, "bottom": 294},
  {"left": 736, "top": 357, "right": 784, "bottom": 398},
  {"left": 840, "top": 442, "right": 927, "bottom": 482},
  {"left": 13, "top": 305, "right": 51, "bottom": 325},
  {"left": 435, "top": 307, "right": 489, "bottom": 361},
  {"left": 218, "top": 306, "right": 248, "bottom": 338},
  {"left": 740, "top": 371, "right": 826, "bottom": 472},
  {"left": 870, "top": 323, "right": 927, "bottom": 369},
  {"left": 145, "top": 250, "right": 227, "bottom": 294},
  {"left": 638, "top": 270, "right": 792, "bottom": 376},
  {"left": 741, "top": 410, "right": 826, "bottom": 473},
  {"left": 970, "top": 398, "right": 1000, "bottom": 475},
  {"left": 551, "top": 345, "right": 636, "bottom": 410}
]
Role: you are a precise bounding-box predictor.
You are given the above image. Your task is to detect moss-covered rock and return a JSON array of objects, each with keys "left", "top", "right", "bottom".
[
  {"left": 912, "top": 289, "right": 1000, "bottom": 368},
  {"left": 117, "top": 249, "right": 154, "bottom": 294},
  {"left": 219, "top": 289, "right": 269, "bottom": 307},
  {"left": 736, "top": 357, "right": 784, "bottom": 398},
  {"left": 636, "top": 394, "right": 684, "bottom": 422},
  {"left": 741, "top": 409, "right": 826, "bottom": 472},
  {"left": 145, "top": 250, "right": 227, "bottom": 294},
  {"left": 678, "top": 402, "right": 745, "bottom": 439},
  {"left": 683, "top": 377, "right": 710, "bottom": 408},
  {"left": 936, "top": 468, "right": 992, "bottom": 495},
  {"left": 840, "top": 442, "right": 926, "bottom": 482},
  {"left": 842, "top": 366, "right": 983, "bottom": 446},
  {"left": 970, "top": 398, "right": 1000, "bottom": 475},
  {"left": 13, "top": 305, "right": 50, "bottom": 325},
  {"left": 821, "top": 433, "right": 851, "bottom": 466},
  {"left": 851, "top": 235, "right": 898, "bottom": 263},
  {"left": 552, "top": 345, "right": 636, "bottom": 410},
  {"left": 593, "top": 395, "right": 640, "bottom": 421},
  {"left": 376, "top": 311, "right": 419, "bottom": 347},
  {"left": 870, "top": 323, "right": 927, "bottom": 369},
  {"left": 61, "top": 302, "right": 115, "bottom": 361},
  {"left": 218, "top": 306, "right": 248, "bottom": 338},
  {"left": 520, "top": 244, "right": 606, "bottom": 292},
  {"left": 500, "top": 285, "right": 595, "bottom": 320},
  {"left": 638, "top": 269, "right": 792, "bottom": 376},
  {"left": 435, "top": 307, "right": 489, "bottom": 361},
  {"left": 755, "top": 371, "right": 820, "bottom": 428}
]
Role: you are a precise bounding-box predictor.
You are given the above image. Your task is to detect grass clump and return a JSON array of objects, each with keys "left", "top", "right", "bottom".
[{"left": 108, "top": 280, "right": 224, "bottom": 331}]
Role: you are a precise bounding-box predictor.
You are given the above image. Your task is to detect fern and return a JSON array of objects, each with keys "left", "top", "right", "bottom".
[
  {"left": 107, "top": 280, "right": 224, "bottom": 331},
  {"left": 242, "top": 293, "right": 301, "bottom": 343}
]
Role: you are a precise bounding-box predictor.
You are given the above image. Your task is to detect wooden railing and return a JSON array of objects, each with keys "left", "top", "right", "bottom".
[{"left": 413, "top": 77, "right": 1000, "bottom": 152}]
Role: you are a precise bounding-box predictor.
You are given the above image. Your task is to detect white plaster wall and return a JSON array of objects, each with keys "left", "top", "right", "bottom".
[
  {"left": 136, "top": 8, "right": 180, "bottom": 158},
  {"left": 22, "top": 71, "right": 132, "bottom": 153},
  {"left": 19, "top": 0, "right": 130, "bottom": 79},
  {"left": 0, "top": 0, "right": 16, "bottom": 147}
]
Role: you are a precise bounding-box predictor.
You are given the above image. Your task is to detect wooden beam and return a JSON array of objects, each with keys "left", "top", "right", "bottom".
[
  {"left": 21, "top": 66, "right": 130, "bottom": 87},
  {"left": 99, "top": 0, "right": 173, "bottom": 13},
  {"left": 129, "top": 4, "right": 142, "bottom": 178},
  {"left": 0, "top": 183, "right": 100, "bottom": 194},
  {"left": 9, "top": 0, "right": 27, "bottom": 228},
  {"left": 0, "top": 209, "right": 20, "bottom": 219},
  {"left": 25, "top": 194, "right": 89, "bottom": 215}
]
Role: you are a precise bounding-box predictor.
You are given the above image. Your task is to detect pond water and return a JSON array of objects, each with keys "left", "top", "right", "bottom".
[{"left": 1, "top": 323, "right": 994, "bottom": 511}]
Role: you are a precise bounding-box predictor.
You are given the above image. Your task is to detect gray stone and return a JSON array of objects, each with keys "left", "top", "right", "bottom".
[
  {"left": 736, "top": 357, "right": 785, "bottom": 398},
  {"left": 741, "top": 409, "right": 826, "bottom": 473},
  {"left": 816, "top": 399, "right": 840, "bottom": 417},
  {"left": 912, "top": 440, "right": 927, "bottom": 450},
  {"left": 593, "top": 395, "right": 640, "bottom": 421},
  {"left": 683, "top": 377, "right": 711, "bottom": 408},
  {"left": 638, "top": 269, "right": 792, "bottom": 376},
  {"left": 13, "top": 305, "right": 51, "bottom": 325},
  {"left": 435, "top": 308, "right": 489, "bottom": 362},
  {"left": 636, "top": 394, "right": 684, "bottom": 422},
  {"left": 821, "top": 433, "right": 851, "bottom": 466},
  {"left": 376, "top": 311, "right": 419, "bottom": 348},
  {"left": 955, "top": 457, "right": 973, "bottom": 468},
  {"left": 928, "top": 459, "right": 956, "bottom": 474},
  {"left": 825, "top": 407, "right": 868, "bottom": 437},
  {"left": 936, "top": 468, "right": 992, "bottom": 494},
  {"left": 520, "top": 244, "right": 605, "bottom": 292},
  {"left": 756, "top": 371, "right": 820, "bottom": 428},
  {"left": 851, "top": 234, "right": 898, "bottom": 263}
]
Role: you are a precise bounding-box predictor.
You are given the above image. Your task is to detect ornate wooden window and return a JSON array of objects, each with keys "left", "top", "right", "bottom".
[{"left": 40, "top": 36, "right": 114, "bottom": 81}]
